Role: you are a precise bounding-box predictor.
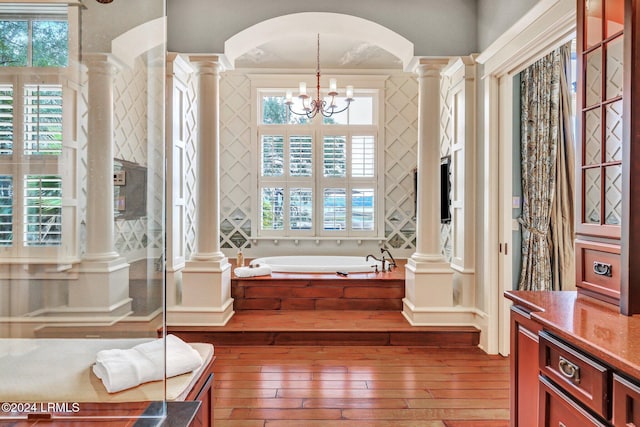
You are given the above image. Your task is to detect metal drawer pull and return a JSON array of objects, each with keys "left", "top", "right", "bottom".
[
  {"left": 593, "top": 261, "right": 612, "bottom": 277},
  {"left": 558, "top": 356, "right": 580, "bottom": 384},
  {"left": 559, "top": 423, "right": 566, "bottom": 427}
]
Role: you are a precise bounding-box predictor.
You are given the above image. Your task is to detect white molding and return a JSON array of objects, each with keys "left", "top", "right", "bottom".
[
  {"left": 476, "top": 0, "right": 576, "bottom": 355},
  {"left": 112, "top": 17, "right": 166, "bottom": 69},
  {"left": 441, "top": 56, "right": 475, "bottom": 79},
  {"left": 482, "top": 75, "right": 501, "bottom": 355},
  {"left": 477, "top": 0, "right": 575, "bottom": 77},
  {"left": 246, "top": 73, "right": 389, "bottom": 88},
  {"left": 224, "top": 12, "right": 414, "bottom": 71},
  {"left": 167, "top": 53, "right": 195, "bottom": 81},
  {"left": 402, "top": 299, "right": 489, "bottom": 350},
  {"left": 167, "top": 299, "right": 234, "bottom": 326}
]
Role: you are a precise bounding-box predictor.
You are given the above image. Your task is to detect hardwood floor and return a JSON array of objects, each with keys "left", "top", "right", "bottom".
[{"left": 213, "top": 345, "right": 510, "bottom": 426}]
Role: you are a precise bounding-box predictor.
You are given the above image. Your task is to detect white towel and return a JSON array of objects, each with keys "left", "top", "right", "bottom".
[
  {"left": 92, "top": 334, "right": 203, "bottom": 393},
  {"left": 234, "top": 265, "right": 272, "bottom": 278}
]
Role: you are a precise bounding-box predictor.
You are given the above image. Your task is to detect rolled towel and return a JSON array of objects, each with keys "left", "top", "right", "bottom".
[
  {"left": 234, "top": 265, "right": 272, "bottom": 278},
  {"left": 92, "top": 334, "right": 203, "bottom": 393}
]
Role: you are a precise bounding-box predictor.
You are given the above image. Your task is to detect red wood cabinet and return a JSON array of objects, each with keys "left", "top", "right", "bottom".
[
  {"left": 612, "top": 374, "right": 640, "bottom": 426},
  {"left": 576, "top": 0, "right": 640, "bottom": 315},
  {"left": 576, "top": 0, "right": 626, "bottom": 307},
  {"left": 506, "top": 291, "right": 640, "bottom": 427},
  {"left": 510, "top": 306, "right": 542, "bottom": 426}
]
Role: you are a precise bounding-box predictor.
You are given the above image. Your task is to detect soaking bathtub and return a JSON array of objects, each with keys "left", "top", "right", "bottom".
[{"left": 250, "top": 255, "right": 382, "bottom": 273}]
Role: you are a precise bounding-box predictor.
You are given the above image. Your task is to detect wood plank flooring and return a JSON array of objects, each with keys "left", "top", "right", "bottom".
[{"left": 213, "top": 345, "right": 510, "bottom": 426}]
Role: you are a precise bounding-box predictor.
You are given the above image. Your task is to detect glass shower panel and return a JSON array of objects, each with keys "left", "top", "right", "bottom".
[{"left": 0, "top": 1, "right": 167, "bottom": 422}]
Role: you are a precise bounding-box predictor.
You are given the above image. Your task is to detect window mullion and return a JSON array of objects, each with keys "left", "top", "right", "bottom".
[{"left": 27, "top": 19, "right": 33, "bottom": 67}]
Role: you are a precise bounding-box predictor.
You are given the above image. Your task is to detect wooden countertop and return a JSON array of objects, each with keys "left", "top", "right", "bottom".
[{"left": 505, "top": 290, "right": 640, "bottom": 380}]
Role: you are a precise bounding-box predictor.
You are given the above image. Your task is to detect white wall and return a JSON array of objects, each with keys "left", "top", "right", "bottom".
[
  {"left": 477, "top": 0, "right": 539, "bottom": 51},
  {"left": 81, "top": 0, "right": 164, "bottom": 53}
]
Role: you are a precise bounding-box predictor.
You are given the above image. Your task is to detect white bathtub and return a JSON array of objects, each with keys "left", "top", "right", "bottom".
[{"left": 250, "top": 255, "right": 381, "bottom": 273}]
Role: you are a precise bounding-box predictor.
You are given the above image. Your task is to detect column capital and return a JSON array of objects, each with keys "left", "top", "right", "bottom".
[
  {"left": 188, "top": 54, "right": 226, "bottom": 75},
  {"left": 82, "top": 52, "right": 124, "bottom": 75},
  {"left": 413, "top": 57, "right": 450, "bottom": 78}
]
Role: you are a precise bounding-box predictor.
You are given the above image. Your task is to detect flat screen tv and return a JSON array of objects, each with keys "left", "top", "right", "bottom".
[{"left": 440, "top": 156, "right": 451, "bottom": 224}]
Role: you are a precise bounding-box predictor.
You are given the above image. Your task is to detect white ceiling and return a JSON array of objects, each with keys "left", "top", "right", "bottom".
[{"left": 234, "top": 33, "right": 403, "bottom": 70}]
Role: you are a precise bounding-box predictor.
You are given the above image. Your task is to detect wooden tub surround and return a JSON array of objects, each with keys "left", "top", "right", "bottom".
[
  {"left": 169, "top": 259, "right": 480, "bottom": 347},
  {"left": 232, "top": 264, "right": 405, "bottom": 311}
]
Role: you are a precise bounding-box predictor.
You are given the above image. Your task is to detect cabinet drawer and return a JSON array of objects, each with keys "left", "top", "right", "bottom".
[
  {"left": 575, "top": 240, "right": 621, "bottom": 303},
  {"left": 539, "top": 331, "right": 610, "bottom": 419},
  {"left": 612, "top": 374, "right": 640, "bottom": 427},
  {"left": 539, "top": 375, "right": 608, "bottom": 427}
]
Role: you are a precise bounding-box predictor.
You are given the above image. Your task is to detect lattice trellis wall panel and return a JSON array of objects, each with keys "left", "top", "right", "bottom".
[
  {"left": 440, "top": 74, "right": 453, "bottom": 263},
  {"left": 219, "top": 73, "right": 253, "bottom": 249},
  {"left": 112, "top": 54, "right": 165, "bottom": 259},
  {"left": 384, "top": 75, "right": 418, "bottom": 254},
  {"left": 113, "top": 57, "right": 150, "bottom": 258},
  {"left": 206, "top": 72, "right": 424, "bottom": 255},
  {"left": 146, "top": 49, "right": 166, "bottom": 253},
  {"left": 182, "top": 72, "right": 198, "bottom": 259},
  {"left": 78, "top": 73, "right": 88, "bottom": 256}
]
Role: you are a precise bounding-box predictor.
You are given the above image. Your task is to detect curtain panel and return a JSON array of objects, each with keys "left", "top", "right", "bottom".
[{"left": 518, "top": 42, "right": 575, "bottom": 291}]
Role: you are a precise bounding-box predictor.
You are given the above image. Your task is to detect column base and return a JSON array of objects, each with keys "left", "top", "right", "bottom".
[
  {"left": 173, "top": 257, "right": 234, "bottom": 326},
  {"left": 402, "top": 299, "right": 489, "bottom": 349},
  {"left": 404, "top": 257, "right": 454, "bottom": 307},
  {"left": 167, "top": 298, "right": 234, "bottom": 326},
  {"left": 67, "top": 257, "right": 132, "bottom": 317}
]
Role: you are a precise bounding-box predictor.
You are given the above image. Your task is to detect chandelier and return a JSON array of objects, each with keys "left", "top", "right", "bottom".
[{"left": 285, "top": 34, "right": 354, "bottom": 119}]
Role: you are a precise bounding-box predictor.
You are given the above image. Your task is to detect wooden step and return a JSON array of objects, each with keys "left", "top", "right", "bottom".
[{"left": 168, "top": 310, "right": 480, "bottom": 347}]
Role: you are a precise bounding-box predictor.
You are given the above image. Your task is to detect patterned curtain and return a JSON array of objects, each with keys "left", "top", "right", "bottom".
[
  {"left": 518, "top": 42, "right": 574, "bottom": 291},
  {"left": 550, "top": 43, "right": 575, "bottom": 290}
]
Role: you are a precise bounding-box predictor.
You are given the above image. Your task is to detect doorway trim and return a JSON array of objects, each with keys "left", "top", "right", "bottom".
[{"left": 476, "top": 0, "right": 575, "bottom": 355}]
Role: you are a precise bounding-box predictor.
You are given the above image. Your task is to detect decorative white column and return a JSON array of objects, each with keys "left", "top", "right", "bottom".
[
  {"left": 168, "top": 55, "right": 233, "bottom": 326},
  {"left": 443, "top": 57, "right": 477, "bottom": 308},
  {"left": 164, "top": 54, "right": 191, "bottom": 307},
  {"left": 404, "top": 58, "right": 455, "bottom": 324},
  {"left": 69, "top": 53, "right": 131, "bottom": 317}
]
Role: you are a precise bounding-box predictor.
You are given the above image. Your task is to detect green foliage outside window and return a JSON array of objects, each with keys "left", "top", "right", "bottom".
[{"left": 0, "top": 19, "right": 68, "bottom": 67}]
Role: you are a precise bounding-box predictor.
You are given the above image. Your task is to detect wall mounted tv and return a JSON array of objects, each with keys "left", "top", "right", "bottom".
[{"left": 440, "top": 156, "right": 451, "bottom": 224}]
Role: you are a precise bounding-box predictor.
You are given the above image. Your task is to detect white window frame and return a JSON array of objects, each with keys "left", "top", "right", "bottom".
[
  {"left": 0, "top": 11, "right": 69, "bottom": 68},
  {"left": 249, "top": 74, "right": 386, "bottom": 241},
  {"left": 0, "top": 69, "right": 70, "bottom": 259}
]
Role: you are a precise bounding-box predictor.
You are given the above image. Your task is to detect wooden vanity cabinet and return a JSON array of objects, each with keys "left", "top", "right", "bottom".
[
  {"left": 538, "top": 331, "right": 610, "bottom": 419},
  {"left": 539, "top": 375, "right": 608, "bottom": 427},
  {"left": 612, "top": 374, "right": 640, "bottom": 427},
  {"left": 506, "top": 291, "right": 640, "bottom": 427},
  {"left": 576, "top": 0, "right": 626, "bottom": 307},
  {"left": 575, "top": 0, "right": 640, "bottom": 315},
  {"left": 510, "top": 306, "right": 542, "bottom": 426}
]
